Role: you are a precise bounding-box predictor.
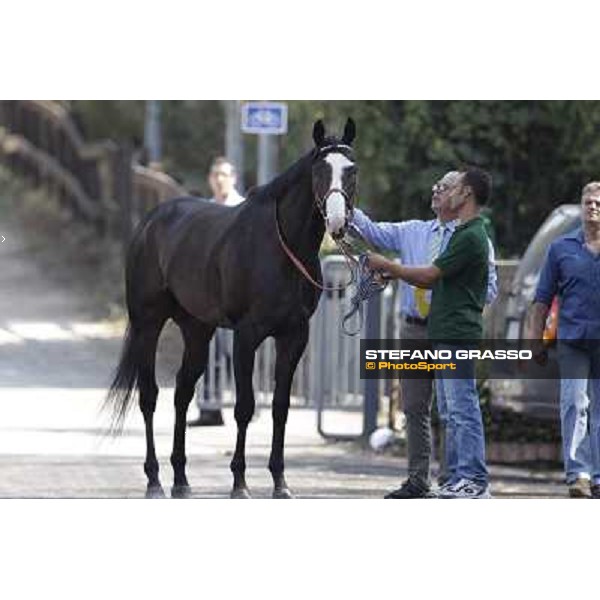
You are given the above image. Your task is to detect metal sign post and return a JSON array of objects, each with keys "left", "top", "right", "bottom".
[
  {"left": 223, "top": 101, "right": 245, "bottom": 192},
  {"left": 257, "top": 134, "right": 277, "bottom": 185},
  {"left": 144, "top": 101, "right": 162, "bottom": 168}
]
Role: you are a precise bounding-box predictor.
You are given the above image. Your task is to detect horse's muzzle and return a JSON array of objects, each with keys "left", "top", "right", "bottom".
[{"left": 324, "top": 190, "right": 349, "bottom": 237}]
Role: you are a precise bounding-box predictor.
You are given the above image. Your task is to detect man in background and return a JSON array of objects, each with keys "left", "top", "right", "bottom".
[
  {"left": 187, "top": 157, "right": 245, "bottom": 427},
  {"left": 205, "top": 156, "right": 244, "bottom": 207},
  {"left": 352, "top": 170, "right": 498, "bottom": 498},
  {"left": 529, "top": 181, "right": 600, "bottom": 498}
]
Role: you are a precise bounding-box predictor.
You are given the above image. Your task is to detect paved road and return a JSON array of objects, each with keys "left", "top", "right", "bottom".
[{"left": 0, "top": 212, "right": 567, "bottom": 499}]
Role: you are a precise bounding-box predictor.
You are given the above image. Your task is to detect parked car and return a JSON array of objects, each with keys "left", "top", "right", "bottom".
[{"left": 489, "top": 204, "right": 581, "bottom": 420}]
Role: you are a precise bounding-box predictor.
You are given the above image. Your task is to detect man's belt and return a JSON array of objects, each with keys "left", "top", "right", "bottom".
[{"left": 403, "top": 314, "right": 428, "bottom": 327}]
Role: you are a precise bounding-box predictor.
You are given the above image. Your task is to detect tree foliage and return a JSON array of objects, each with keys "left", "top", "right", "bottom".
[{"left": 71, "top": 100, "right": 600, "bottom": 257}]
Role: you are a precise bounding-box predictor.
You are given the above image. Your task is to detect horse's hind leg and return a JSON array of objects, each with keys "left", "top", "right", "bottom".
[
  {"left": 269, "top": 322, "right": 309, "bottom": 499},
  {"left": 170, "top": 315, "right": 214, "bottom": 498},
  {"left": 230, "top": 328, "right": 263, "bottom": 498},
  {"left": 137, "top": 319, "right": 167, "bottom": 498}
]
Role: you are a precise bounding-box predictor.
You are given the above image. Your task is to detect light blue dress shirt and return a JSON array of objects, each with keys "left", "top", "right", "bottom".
[{"left": 351, "top": 208, "right": 498, "bottom": 319}]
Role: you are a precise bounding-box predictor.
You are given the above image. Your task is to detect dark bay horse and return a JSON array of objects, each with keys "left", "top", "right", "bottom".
[{"left": 106, "top": 118, "right": 358, "bottom": 498}]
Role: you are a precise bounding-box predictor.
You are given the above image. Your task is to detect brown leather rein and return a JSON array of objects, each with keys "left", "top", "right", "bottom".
[{"left": 274, "top": 189, "right": 359, "bottom": 292}]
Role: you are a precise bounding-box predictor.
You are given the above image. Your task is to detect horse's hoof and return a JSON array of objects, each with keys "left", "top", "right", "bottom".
[
  {"left": 171, "top": 485, "right": 192, "bottom": 499},
  {"left": 272, "top": 487, "right": 295, "bottom": 499},
  {"left": 230, "top": 487, "right": 252, "bottom": 499},
  {"left": 145, "top": 484, "right": 166, "bottom": 499}
]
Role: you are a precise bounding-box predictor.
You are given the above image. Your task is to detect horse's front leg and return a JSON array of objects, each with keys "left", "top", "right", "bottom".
[
  {"left": 269, "top": 322, "right": 309, "bottom": 499},
  {"left": 230, "top": 329, "right": 261, "bottom": 498}
]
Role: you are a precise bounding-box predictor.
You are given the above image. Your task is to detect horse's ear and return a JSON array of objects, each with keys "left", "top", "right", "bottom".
[
  {"left": 342, "top": 118, "right": 356, "bottom": 145},
  {"left": 312, "top": 120, "right": 326, "bottom": 147}
]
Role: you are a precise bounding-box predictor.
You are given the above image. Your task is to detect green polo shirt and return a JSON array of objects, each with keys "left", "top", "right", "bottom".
[{"left": 428, "top": 215, "right": 489, "bottom": 341}]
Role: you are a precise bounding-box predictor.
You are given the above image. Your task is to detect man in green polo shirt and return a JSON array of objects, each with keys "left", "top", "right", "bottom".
[
  {"left": 367, "top": 167, "right": 492, "bottom": 499},
  {"left": 428, "top": 202, "right": 489, "bottom": 341}
]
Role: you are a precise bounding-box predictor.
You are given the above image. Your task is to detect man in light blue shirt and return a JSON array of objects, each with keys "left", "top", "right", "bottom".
[{"left": 351, "top": 171, "right": 498, "bottom": 498}]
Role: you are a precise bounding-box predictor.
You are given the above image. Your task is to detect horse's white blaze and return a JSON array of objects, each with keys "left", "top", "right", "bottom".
[{"left": 324, "top": 153, "right": 353, "bottom": 234}]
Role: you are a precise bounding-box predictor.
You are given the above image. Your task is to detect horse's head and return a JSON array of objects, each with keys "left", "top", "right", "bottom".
[{"left": 311, "top": 118, "right": 357, "bottom": 239}]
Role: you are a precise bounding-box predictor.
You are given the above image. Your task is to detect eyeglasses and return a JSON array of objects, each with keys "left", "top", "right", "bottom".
[{"left": 432, "top": 182, "right": 451, "bottom": 194}]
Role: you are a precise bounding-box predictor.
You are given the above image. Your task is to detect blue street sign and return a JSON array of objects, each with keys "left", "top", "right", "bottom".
[{"left": 241, "top": 102, "right": 288, "bottom": 135}]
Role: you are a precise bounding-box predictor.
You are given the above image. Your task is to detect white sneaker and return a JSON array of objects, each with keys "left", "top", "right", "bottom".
[
  {"left": 432, "top": 481, "right": 454, "bottom": 498},
  {"left": 438, "top": 478, "right": 492, "bottom": 499}
]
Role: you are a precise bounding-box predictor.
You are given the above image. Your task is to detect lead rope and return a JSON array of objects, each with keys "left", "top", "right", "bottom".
[{"left": 341, "top": 253, "right": 390, "bottom": 336}]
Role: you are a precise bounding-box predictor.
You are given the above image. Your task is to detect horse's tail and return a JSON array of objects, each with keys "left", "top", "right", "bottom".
[{"left": 104, "top": 322, "right": 139, "bottom": 435}]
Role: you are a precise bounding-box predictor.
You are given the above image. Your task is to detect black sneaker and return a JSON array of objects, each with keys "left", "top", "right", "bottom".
[
  {"left": 384, "top": 480, "right": 434, "bottom": 499},
  {"left": 187, "top": 410, "right": 225, "bottom": 427}
]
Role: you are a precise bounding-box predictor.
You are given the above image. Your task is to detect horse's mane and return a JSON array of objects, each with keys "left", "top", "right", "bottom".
[
  {"left": 244, "top": 135, "right": 355, "bottom": 204},
  {"left": 245, "top": 148, "right": 317, "bottom": 204}
]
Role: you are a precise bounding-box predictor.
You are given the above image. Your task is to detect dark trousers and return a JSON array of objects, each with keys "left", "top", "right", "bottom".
[
  {"left": 400, "top": 318, "right": 448, "bottom": 488},
  {"left": 399, "top": 318, "right": 448, "bottom": 488}
]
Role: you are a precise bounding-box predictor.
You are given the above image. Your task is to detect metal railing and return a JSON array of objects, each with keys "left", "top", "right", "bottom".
[{"left": 196, "top": 256, "right": 514, "bottom": 439}]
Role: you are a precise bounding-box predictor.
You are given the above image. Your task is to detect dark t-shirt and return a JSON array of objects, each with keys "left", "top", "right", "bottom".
[{"left": 428, "top": 216, "right": 489, "bottom": 341}]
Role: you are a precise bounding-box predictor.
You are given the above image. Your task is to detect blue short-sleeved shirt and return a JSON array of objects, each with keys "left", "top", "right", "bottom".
[{"left": 534, "top": 228, "right": 600, "bottom": 340}]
